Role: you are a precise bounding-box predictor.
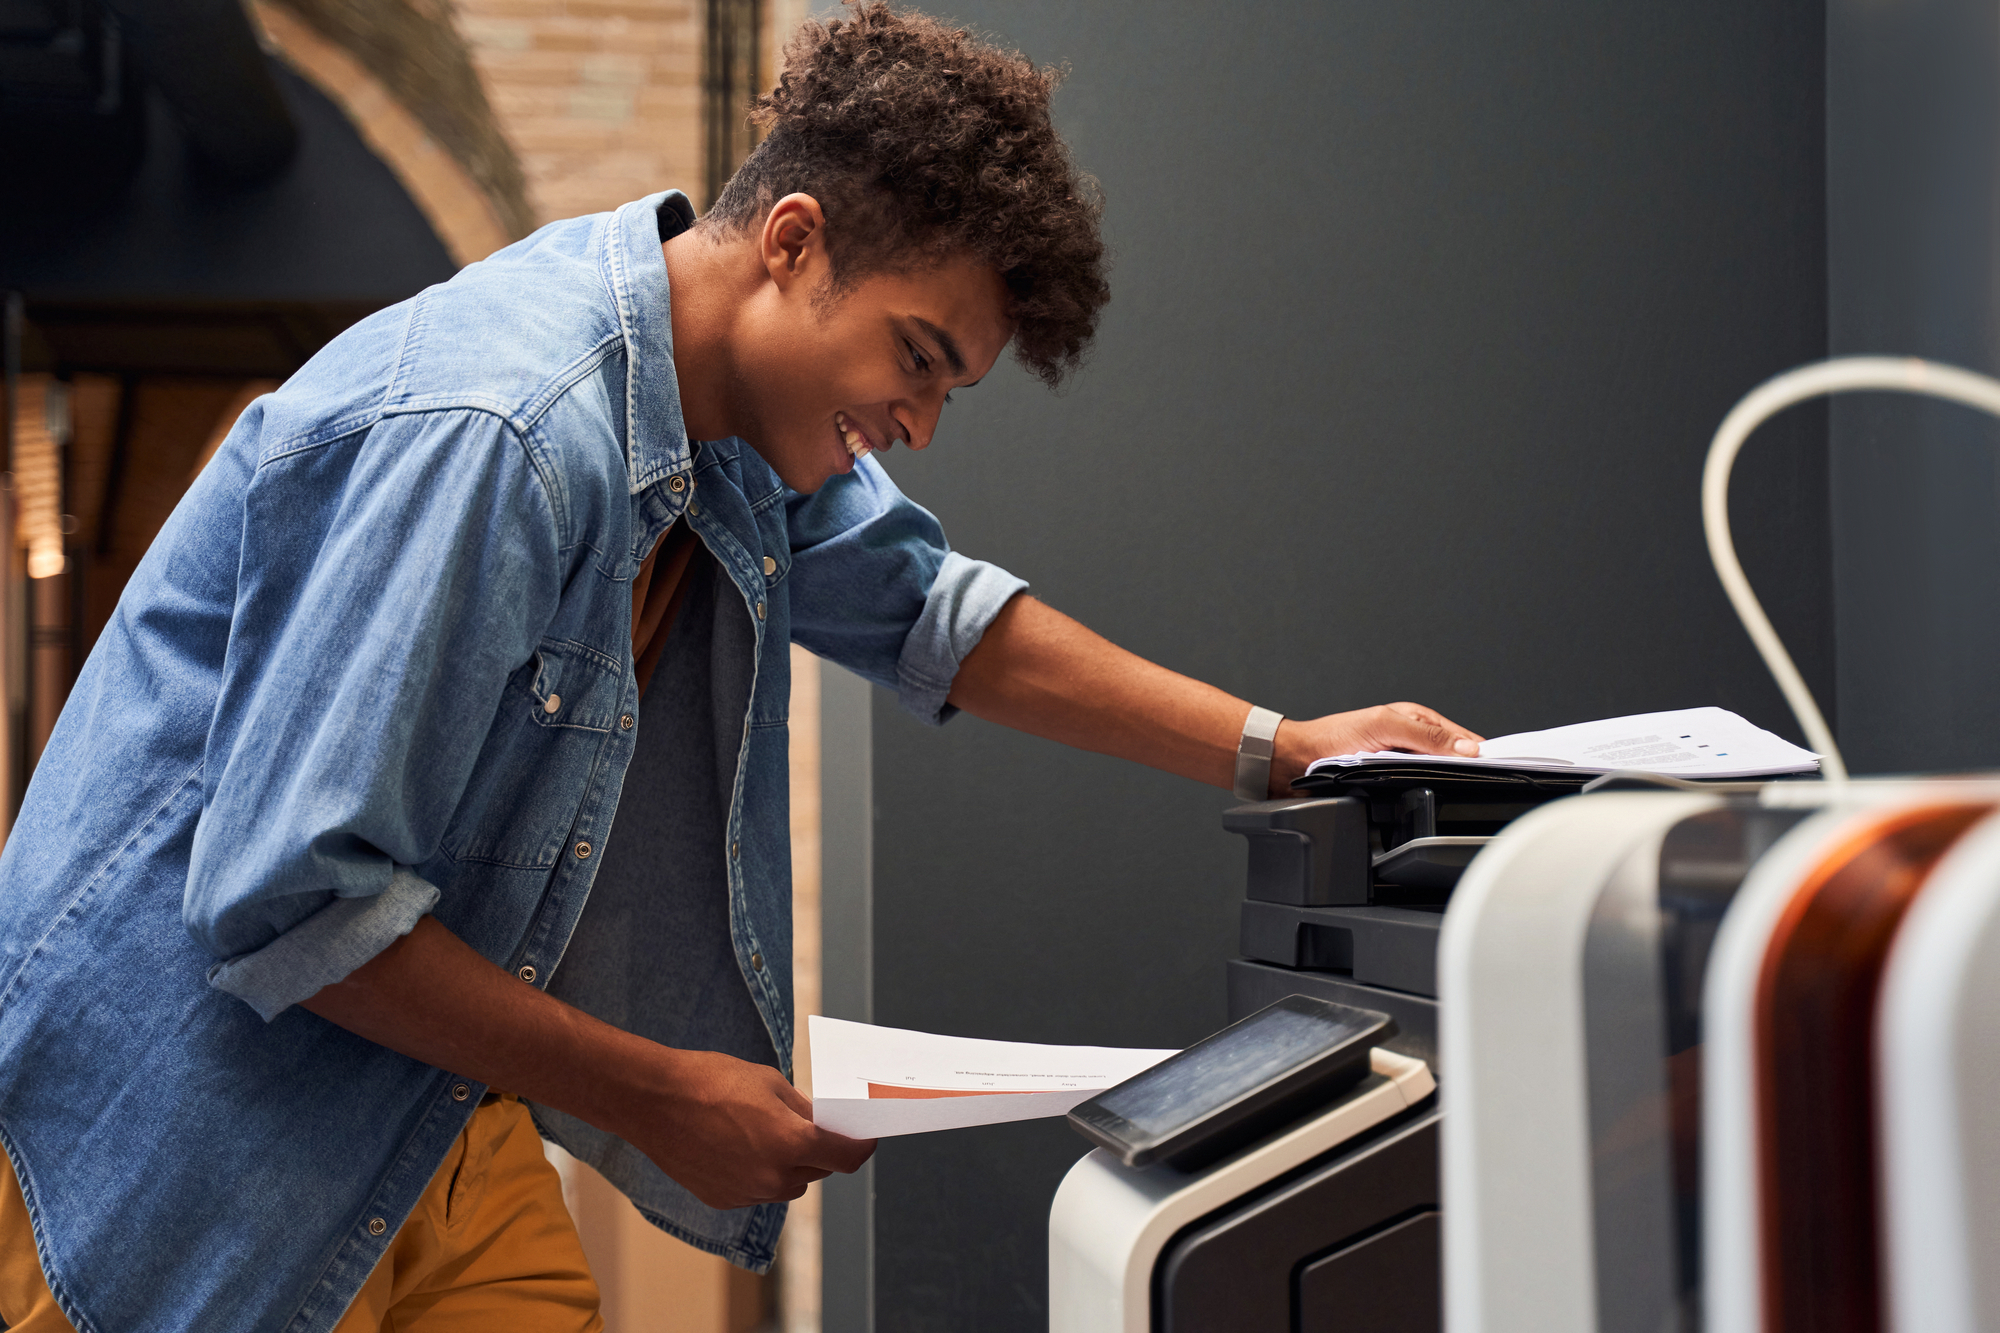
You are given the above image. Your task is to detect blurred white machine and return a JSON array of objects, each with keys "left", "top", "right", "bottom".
[
  {"left": 1876, "top": 805, "right": 2000, "bottom": 1332},
  {"left": 1442, "top": 778, "right": 2000, "bottom": 1333},
  {"left": 1443, "top": 357, "right": 2000, "bottom": 1333}
]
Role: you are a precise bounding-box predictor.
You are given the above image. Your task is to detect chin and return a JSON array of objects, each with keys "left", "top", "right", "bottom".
[{"left": 742, "top": 436, "right": 831, "bottom": 494}]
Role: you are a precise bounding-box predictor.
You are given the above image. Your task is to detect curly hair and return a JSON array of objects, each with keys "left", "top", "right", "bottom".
[{"left": 703, "top": 1, "right": 1109, "bottom": 389}]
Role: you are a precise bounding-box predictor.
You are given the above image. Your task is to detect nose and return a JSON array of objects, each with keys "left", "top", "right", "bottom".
[{"left": 895, "top": 394, "right": 947, "bottom": 452}]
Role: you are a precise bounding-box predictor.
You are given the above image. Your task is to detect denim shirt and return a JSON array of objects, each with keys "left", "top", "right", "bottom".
[{"left": 0, "top": 192, "right": 1025, "bottom": 1333}]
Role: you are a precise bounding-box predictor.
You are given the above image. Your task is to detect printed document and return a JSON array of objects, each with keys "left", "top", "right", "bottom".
[
  {"left": 1306, "top": 706, "right": 1819, "bottom": 781},
  {"left": 809, "top": 1015, "right": 1177, "bottom": 1138}
]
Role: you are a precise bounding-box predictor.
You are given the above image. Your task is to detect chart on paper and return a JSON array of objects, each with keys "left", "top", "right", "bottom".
[{"left": 808, "top": 1015, "right": 1177, "bottom": 1138}]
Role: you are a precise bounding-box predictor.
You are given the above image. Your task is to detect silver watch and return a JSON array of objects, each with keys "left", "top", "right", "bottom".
[{"left": 1232, "top": 706, "right": 1285, "bottom": 801}]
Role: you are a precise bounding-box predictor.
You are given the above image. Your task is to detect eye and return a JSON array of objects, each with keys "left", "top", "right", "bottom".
[
  {"left": 906, "top": 340, "right": 930, "bottom": 373},
  {"left": 944, "top": 392, "right": 955, "bottom": 406}
]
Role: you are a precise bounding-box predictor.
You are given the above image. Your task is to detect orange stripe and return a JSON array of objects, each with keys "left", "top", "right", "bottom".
[
  {"left": 866, "top": 1083, "right": 1046, "bottom": 1100},
  {"left": 1753, "top": 801, "right": 1993, "bottom": 1333}
]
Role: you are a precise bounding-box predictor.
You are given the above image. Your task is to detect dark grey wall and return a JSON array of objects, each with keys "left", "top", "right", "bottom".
[
  {"left": 833, "top": 2, "right": 1832, "bottom": 1329},
  {"left": 1827, "top": 0, "right": 2000, "bottom": 774}
]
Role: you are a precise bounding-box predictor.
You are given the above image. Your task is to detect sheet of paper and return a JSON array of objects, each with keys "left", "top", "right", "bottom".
[
  {"left": 1306, "top": 706, "right": 1819, "bottom": 781},
  {"left": 808, "top": 1015, "right": 1178, "bottom": 1139}
]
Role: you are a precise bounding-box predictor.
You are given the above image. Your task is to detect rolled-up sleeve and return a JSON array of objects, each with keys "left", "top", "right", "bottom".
[
  {"left": 786, "top": 458, "right": 1026, "bottom": 725},
  {"left": 206, "top": 869, "right": 440, "bottom": 1020},
  {"left": 191, "top": 408, "right": 562, "bottom": 1019}
]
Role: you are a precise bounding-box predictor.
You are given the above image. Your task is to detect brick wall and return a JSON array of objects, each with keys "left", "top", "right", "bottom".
[{"left": 456, "top": 0, "right": 705, "bottom": 224}]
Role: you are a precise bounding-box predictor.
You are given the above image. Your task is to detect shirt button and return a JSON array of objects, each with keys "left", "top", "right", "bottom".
[
  {"left": 368, "top": 1217, "right": 387, "bottom": 1237},
  {"left": 452, "top": 1082, "right": 471, "bottom": 1102},
  {"left": 669, "top": 474, "right": 687, "bottom": 494},
  {"left": 543, "top": 694, "right": 561, "bottom": 714},
  {"left": 730, "top": 840, "right": 739, "bottom": 859},
  {"left": 751, "top": 953, "right": 763, "bottom": 970},
  {"left": 620, "top": 714, "right": 634, "bottom": 730},
  {"left": 756, "top": 601, "right": 765, "bottom": 620},
  {"left": 518, "top": 964, "right": 537, "bottom": 984},
  {"left": 762, "top": 556, "right": 776, "bottom": 576},
  {"left": 689, "top": 502, "right": 700, "bottom": 518},
  {"left": 574, "top": 841, "right": 592, "bottom": 860}
]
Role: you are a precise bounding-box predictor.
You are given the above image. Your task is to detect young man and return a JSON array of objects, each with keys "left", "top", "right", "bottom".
[{"left": 0, "top": 5, "right": 1479, "bottom": 1330}]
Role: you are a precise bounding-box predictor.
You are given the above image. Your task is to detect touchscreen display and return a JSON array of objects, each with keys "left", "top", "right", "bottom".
[{"left": 1089, "top": 1003, "right": 1374, "bottom": 1138}]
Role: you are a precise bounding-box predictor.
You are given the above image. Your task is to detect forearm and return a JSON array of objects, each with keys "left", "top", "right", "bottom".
[
  {"left": 947, "top": 595, "right": 1259, "bottom": 791},
  {"left": 300, "top": 915, "right": 658, "bottom": 1132},
  {"left": 947, "top": 595, "right": 1482, "bottom": 795},
  {"left": 299, "top": 914, "right": 869, "bottom": 1208}
]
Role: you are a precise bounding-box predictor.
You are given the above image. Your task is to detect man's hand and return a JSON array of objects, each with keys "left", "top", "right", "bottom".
[
  {"left": 949, "top": 595, "right": 1483, "bottom": 798},
  {"left": 631, "top": 1048, "right": 873, "bottom": 1209},
  {"left": 302, "top": 916, "right": 873, "bottom": 1210},
  {"left": 1270, "top": 703, "right": 1483, "bottom": 796}
]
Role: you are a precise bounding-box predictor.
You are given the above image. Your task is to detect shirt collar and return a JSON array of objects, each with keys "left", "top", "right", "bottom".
[{"left": 602, "top": 190, "right": 698, "bottom": 496}]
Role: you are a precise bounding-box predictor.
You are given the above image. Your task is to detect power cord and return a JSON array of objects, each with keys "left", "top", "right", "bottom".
[{"left": 1702, "top": 356, "right": 2000, "bottom": 783}]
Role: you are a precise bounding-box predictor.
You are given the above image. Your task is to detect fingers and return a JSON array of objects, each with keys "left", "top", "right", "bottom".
[
  {"left": 766, "top": 1072, "right": 872, "bottom": 1174},
  {"left": 761, "top": 1165, "right": 834, "bottom": 1204},
  {"left": 760, "top": 1073, "right": 871, "bottom": 1177},
  {"left": 702, "top": 1168, "right": 830, "bottom": 1210},
  {"left": 774, "top": 1075, "right": 814, "bottom": 1121},
  {"left": 742, "top": 1132, "right": 869, "bottom": 1206},
  {"left": 800, "top": 1127, "right": 877, "bottom": 1176},
  {"left": 690, "top": 1148, "right": 843, "bottom": 1210},
  {"left": 1385, "top": 702, "right": 1484, "bottom": 743},
  {"left": 725, "top": 1135, "right": 871, "bottom": 1209},
  {"left": 1372, "top": 708, "right": 1459, "bottom": 754},
  {"left": 1376, "top": 703, "right": 1482, "bottom": 756},
  {"left": 1387, "top": 704, "right": 1483, "bottom": 749},
  {"left": 640, "top": 1050, "right": 882, "bottom": 1212}
]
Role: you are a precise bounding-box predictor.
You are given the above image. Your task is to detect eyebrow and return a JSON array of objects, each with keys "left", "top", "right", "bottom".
[{"left": 911, "top": 317, "right": 968, "bottom": 378}]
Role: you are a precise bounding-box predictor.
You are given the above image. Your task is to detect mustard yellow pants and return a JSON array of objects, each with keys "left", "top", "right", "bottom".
[{"left": 0, "top": 1095, "right": 604, "bottom": 1332}]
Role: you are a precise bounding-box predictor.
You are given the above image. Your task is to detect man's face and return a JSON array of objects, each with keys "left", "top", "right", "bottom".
[{"left": 733, "top": 242, "right": 1014, "bottom": 494}]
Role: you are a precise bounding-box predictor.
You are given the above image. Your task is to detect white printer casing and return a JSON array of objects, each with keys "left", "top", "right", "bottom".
[{"left": 1048, "top": 1048, "right": 1434, "bottom": 1333}]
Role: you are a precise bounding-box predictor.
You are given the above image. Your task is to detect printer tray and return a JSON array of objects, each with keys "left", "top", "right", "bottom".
[
  {"left": 1292, "top": 764, "right": 1595, "bottom": 802},
  {"left": 1373, "top": 836, "right": 1492, "bottom": 889}
]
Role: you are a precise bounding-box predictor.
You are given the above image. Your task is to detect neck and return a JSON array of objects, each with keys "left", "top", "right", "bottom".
[{"left": 662, "top": 227, "right": 760, "bottom": 443}]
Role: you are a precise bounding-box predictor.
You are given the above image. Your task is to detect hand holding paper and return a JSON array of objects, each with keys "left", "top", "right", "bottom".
[
  {"left": 809, "top": 1015, "right": 1178, "bottom": 1138},
  {"left": 1306, "top": 707, "right": 1818, "bottom": 781}
]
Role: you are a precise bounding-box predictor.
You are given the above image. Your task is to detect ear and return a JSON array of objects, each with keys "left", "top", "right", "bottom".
[{"left": 759, "top": 193, "right": 828, "bottom": 294}]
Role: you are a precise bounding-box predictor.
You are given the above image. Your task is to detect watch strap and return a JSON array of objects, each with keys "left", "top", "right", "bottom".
[{"left": 1232, "top": 706, "right": 1285, "bottom": 801}]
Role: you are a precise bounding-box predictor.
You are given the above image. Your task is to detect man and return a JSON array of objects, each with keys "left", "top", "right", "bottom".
[{"left": 0, "top": 4, "right": 1479, "bottom": 1329}]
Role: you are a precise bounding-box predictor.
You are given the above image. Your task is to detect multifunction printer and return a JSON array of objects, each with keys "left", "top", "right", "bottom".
[{"left": 1052, "top": 764, "right": 1590, "bottom": 1333}]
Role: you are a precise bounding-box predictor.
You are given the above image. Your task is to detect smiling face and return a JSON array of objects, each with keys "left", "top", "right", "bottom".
[{"left": 725, "top": 195, "right": 1015, "bottom": 493}]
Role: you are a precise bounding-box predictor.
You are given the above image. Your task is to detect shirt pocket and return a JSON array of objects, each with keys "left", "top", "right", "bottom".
[{"left": 441, "top": 639, "right": 626, "bottom": 869}]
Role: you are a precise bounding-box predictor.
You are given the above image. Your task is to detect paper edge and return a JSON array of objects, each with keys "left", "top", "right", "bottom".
[{"left": 813, "top": 1088, "right": 1092, "bottom": 1138}]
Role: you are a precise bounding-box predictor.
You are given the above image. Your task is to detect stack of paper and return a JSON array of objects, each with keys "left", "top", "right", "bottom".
[
  {"left": 1306, "top": 707, "right": 1819, "bottom": 781},
  {"left": 809, "top": 1015, "right": 1177, "bottom": 1139}
]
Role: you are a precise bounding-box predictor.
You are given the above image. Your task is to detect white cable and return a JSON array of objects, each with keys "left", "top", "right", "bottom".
[{"left": 1703, "top": 355, "right": 2000, "bottom": 784}]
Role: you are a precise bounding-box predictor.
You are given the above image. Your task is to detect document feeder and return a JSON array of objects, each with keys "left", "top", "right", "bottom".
[{"left": 1226, "top": 767, "right": 1590, "bottom": 1067}]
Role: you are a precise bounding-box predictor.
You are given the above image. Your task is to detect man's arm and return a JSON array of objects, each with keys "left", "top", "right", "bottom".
[
  {"left": 303, "top": 595, "right": 1461, "bottom": 1216},
  {"left": 946, "top": 595, "right": 1482, "bottom": 797},
  {"left": 299, "top": 916, "right": 871, "bottom": 1210}
]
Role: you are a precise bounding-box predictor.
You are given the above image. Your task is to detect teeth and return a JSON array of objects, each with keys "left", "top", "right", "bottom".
[{"left": 836, "top": 412, "right": 869, "bottom": 458}]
